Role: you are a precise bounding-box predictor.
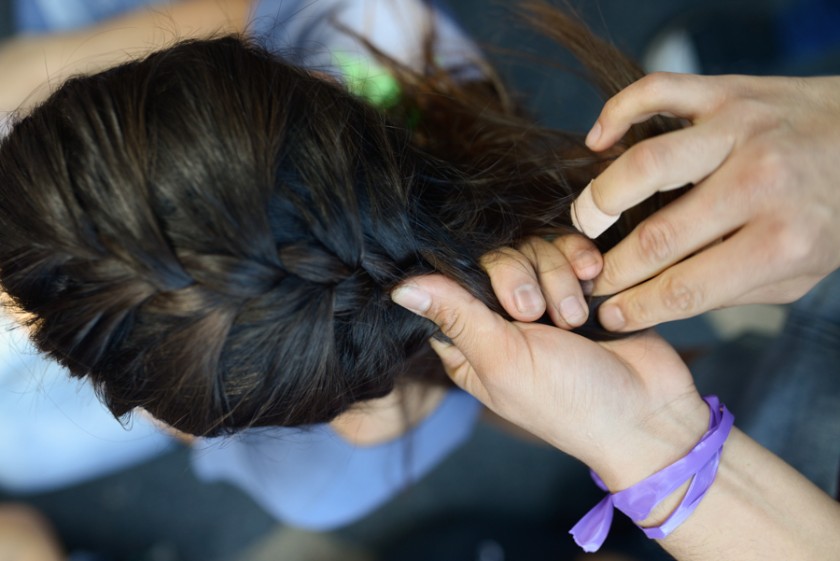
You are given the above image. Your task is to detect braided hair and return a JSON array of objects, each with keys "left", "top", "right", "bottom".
[{"left": 0, "top": 6, "right": 678, "bottom": 436}]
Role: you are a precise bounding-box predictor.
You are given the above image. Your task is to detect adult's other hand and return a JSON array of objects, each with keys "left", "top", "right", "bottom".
[{"left": 576, "top": 73, "right": 840, "bottom": 331}]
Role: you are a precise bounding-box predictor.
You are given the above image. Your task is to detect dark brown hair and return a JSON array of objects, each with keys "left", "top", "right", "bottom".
[{"left": 0, "top": 3, "right": 676, "bottom": 435}]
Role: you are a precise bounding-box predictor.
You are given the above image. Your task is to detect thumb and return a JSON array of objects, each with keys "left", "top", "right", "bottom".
[{"left": 390, "top": 275, "right": 515, "bottom": 397}]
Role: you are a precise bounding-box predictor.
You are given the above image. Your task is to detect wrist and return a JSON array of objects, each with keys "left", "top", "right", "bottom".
[
  {"left": 587, "top": 393, "right": 710, "bottom": 492},
  {"left": 570, "top": 396, "right": 734, "bottom": 552}
]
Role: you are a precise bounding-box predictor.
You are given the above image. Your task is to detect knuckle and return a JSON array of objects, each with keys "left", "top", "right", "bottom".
[
  {"left": 600, "top": 73, "right": 685, "bottom": 135},
  {"left": 433, "top": 303, "right": 469, "bottom": 342},
  {"left": 480, "top": 246, "right": 519, "bottom": 271},
  {"left": 716, "top": 78, "right": 753, "bottom": 111},
  {"left": 604, "top": 73, "right": 671, "bottom": 118},
  {"left": 636, "top": 218, "right": 678, "bottom": 265},
  {"left": 774, "top": 224, "right": 812, "bottom": 267},
  {"left": 624, "top": 290, "right": 654, "bottom": 325},
  {"left": 753, "top": 143, "right": 791, "bottom": 187},
  {"left": 588, "top": 180, "right": 613, "bottom": 215},
  {"left": 521, "top": 237, "right": 572, "bottom": 276},
  {"left": 482, "top": 246, "right": 533, "bottom": 281},
  {"left": 478, "top": 248, "right": 505, "bottom": 270},
  {"left": 636, "top": 72, "right": 672, "bottom": 100},
  {"left": 537, "top": 253, "right": 575, "bottom": 278},
  {"left": 658, "top": 274, "right": 705, "bottom": 316},
  {"left": 696, "top": 75, "right": 732, "bottom": 110},
  {"left": 518, "top": 235, "right": 551, "bottom": 257},
  {"left": 553, "top": 231, "right": 594, "bottom": 254},
  {"left": 602, "top": 89, "right": 625, "bottom": 118},
  {"left": 734, "top": 143, "right": 790, "bottom": 205},
  {"left": 727, "top": 97, "right": 786, "bottom": 142},
  {"left": 627, "top": 141, "right": 667, "bottom": 180},
  {"left": 598, "top": 256, "right": 631, "bottom": 291}
]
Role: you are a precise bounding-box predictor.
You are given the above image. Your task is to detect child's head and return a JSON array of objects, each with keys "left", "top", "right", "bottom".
[
  {"left": 0, "top": 8, "right": 678, "bottom": 436},
  {"left": 0, "top": 37, "right": 447, "bottom": 435}
]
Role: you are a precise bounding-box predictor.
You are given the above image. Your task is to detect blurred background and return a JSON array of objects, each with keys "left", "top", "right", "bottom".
[{"left": 0, "top": 1, "right": 838, "bottom": 560}]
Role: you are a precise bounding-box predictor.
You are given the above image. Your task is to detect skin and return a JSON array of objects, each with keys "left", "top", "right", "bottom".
[
  {"left": 329, "top": 383, "right": 448, "bottom": 446},
  {"left": 0, "top": 0, "right": 254, "bottom": 113},
  {"left": 0, "top": 504, "right": 64, "bottom": 561},
  {"left": 579, "top": 73, "right": 840, "bottom": 331},
  {"left": 481, "top": 235, "right": 603, "bottom": 329},
  {"left": 391, "top": 274, "right": 840, "bottom": 560}
]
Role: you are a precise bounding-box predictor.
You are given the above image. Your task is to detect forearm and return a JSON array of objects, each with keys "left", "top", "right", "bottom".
[
  {"left": 47, "top": 0, "right": 252, "bottom": 57},
  {"left": 0, "top": 505, "right": 63, "bottom": 561},
  {"left": 598, "top": 422, "right": 840, "bottom": 561},
  {"left": 658, "top": 428, "right": 840, "bottom": 561},
  {"left": 6, "top": 0, "right": 253, "bottom": 108}
]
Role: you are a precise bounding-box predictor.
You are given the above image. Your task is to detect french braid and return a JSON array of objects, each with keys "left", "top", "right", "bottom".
[{"left": 0, "top": 5, "right": 679, "bottom": 435}]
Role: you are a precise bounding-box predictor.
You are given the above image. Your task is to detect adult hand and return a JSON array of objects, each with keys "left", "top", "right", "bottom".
[
  {"left": 575, "top": 73, "right": 840, "bottom": 331},
  {"left": 391, "top": 276, "right": 707, "bottom": 490}
]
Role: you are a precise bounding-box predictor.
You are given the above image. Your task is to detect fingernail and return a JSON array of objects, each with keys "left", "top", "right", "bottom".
[
  {"left": 599, "top": 304, "right": 626, "bottom": 331},
  {"left": 391, "top": 284, "right": 432, "bottom": 315},
  {"left": 574, "top": 251, "right": 600, "bottom": 279},
  {"left": 560, "top": 296, "right": 586, "bottom": 325},
  {"left": 585, "top": 121, "right": 602, "bottom": 147},
  {"left": 581, "top": 280, "right": 594, "bottom": 296},
  {"left": 514, "top": 284, "right": 544, "bottom": 315}
]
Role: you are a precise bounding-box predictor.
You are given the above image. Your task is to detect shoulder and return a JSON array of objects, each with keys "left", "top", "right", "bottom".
[{"left": 190, "top": 389, "right": 482, "bottom": 529}]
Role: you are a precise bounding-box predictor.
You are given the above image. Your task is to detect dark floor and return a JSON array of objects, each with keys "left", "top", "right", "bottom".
[{"left": 3, "top": 0, "right": 840, "bottom": 560}]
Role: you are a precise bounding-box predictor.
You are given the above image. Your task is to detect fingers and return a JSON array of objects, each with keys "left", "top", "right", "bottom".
[
  {"left": 729, "top": 275, "right": 821, "bottom": 307},
  {"left": 522, "top": 237, "right": 598, "bottom": 328},
  {"left": 572, "top": 121, "right": 736, "bottom": 238},
  {"left": 596, "top": 223, "right": 778, "bottom": 331},
  {"left": 585, "top": 73, "right": 727, "bottom": 151},
  {"left": 575, "top": 74, "right": 736, "bottom": 239},
  {"left": 390, "top": 275, "right": 518, "bottom": 400},
  {"left": 594, "top": 165, "right": 748, "bottom": 295},
  {"left": 482, "top": 236, "right": 602, "bottom": 327},
  {"left": 481, "top": 246, "right": 546, "bottom": 322},
  {"left": 553, "top": 234, "right": 603, "bottom": 280}
]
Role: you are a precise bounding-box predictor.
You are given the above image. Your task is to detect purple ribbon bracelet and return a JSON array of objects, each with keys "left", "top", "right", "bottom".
[{"left": 570, "top": 395, "right": 735, "bottom": 552}]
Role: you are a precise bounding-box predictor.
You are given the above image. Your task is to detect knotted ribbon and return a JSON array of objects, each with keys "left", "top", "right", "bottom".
[{"left": 570, "top": 395, "right": 734, "bottom": 552}]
